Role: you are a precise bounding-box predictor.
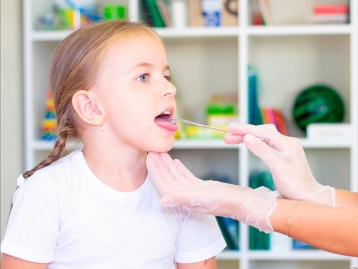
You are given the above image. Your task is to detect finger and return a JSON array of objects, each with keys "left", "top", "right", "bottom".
[
  {"left": 262, "top": 124, "right": 278, "bottom": 132},
  {"left": 160, "top": 191, "right": 194, "bottom": 207},
  {"left": 147, "top": 152, "right": 182, "bottom": 193},
  {"left": 159, "top": 153, "right": 193, "bottom": 187},
  {"left": 173, "top": 159, "right": 199, "bottom": 184},
  {"left": 223, "top": 133, "right": 244, "bottom": 144},
  {"left": 227, "top": 123, "right": 287, "bottom": 152},
  {"left": 243, "top": 134, "right": 275, "bottom": 163}
]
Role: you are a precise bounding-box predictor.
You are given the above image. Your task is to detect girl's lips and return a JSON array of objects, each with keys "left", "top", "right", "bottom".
[{"left": 155, "top": 118, "right": 178, "bottom": 132}]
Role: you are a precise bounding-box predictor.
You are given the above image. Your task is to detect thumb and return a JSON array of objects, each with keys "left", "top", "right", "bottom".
[
  {"left": 244, "top": 134, "right": 274, "bottom": 161},
  {"left": 160, "top": 191, "right": 193, "bottom": 207}
]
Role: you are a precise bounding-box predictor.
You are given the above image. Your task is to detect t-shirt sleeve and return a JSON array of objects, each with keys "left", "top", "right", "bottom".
[
  {"left": 1, "top": 173, "right": 61, "bottom": 263},
  {"left": 175, "top": 209, "right": 226, "bottom": 263}
]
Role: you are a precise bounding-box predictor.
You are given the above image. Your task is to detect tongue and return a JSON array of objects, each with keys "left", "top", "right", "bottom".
[{"left": 155, "top": 118, "right": 178, "bottom": 132}]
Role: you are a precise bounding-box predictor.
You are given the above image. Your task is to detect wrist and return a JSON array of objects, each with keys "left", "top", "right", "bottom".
[{"left": 269, "top": 199, "right": 299, "bottom": 234}]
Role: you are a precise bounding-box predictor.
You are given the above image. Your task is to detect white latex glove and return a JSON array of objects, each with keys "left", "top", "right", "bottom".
[
  {"left": 147, "top": 152, "right": 281, "bottom": 233},
  {"left": 224, "top": 123, "right": 336, "bottom": 207}
]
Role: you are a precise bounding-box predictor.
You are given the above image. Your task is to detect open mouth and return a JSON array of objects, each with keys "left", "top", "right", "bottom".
[
  {"left": 154, "top": 109, "right": 178, "bottom": 132},
  {"left": 155, "top": 110, "right": 171, "bottom": 122}
]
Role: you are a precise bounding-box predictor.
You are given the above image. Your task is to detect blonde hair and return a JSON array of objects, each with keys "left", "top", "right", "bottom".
[{"left": 23, "top": 20, "right": 161, "bottom": 179}]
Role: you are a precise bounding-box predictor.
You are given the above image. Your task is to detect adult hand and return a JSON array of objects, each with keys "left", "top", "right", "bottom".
[
  {"left": 147, "top": 152, "right": 280, "bottom": 233},
  {"left": 224, "top": 123, "right": 335, "bottom": 207}
]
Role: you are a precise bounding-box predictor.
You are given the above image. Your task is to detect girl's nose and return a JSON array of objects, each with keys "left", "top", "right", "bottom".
[{"left": 162, "top": 81, "right": 177, "bottom": 98}]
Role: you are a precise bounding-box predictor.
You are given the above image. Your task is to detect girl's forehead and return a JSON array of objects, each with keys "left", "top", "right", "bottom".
[
  {"left": 107, "top": 33, "right": 165, "bottom": 59},
  {"left": 99, "top": 32, "right": 167, "bottom": 71}
]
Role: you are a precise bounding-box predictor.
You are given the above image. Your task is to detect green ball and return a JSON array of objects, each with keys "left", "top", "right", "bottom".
[{"left": 292, "top": 85, "right": 345, "bottom": 132}]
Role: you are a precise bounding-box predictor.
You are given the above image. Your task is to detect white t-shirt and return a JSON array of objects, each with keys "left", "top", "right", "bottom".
[{"left": 1, "top": 150, "right": 226, "bottom": 269}]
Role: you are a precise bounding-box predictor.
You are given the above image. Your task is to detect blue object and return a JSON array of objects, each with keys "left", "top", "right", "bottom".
[
  {"left": 292, "top": 239, "right": 315, "bottom": 249},
  {"left": 248, "top": 66, "right": 263, "bottom": 125},
  {"left": 65, "top": 0, "right": 101, "bottom": 21}
]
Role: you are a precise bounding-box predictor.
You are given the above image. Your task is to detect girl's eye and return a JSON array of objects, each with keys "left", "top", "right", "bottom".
[
  {"left": 165, "top": 75, "right": 171, "bottom": 81},
  {"left": 137, "top": 74, "right": 149, "bottom": 82}
]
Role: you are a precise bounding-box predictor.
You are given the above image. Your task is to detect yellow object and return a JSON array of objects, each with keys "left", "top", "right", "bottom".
[{"left": 185, "top": 126, "right": 224, "bottom": 139}]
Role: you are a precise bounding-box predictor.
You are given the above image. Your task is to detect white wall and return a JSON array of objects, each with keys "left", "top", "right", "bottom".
[{"left": 1, "top": 0, "right": 23, "bottom": 240}]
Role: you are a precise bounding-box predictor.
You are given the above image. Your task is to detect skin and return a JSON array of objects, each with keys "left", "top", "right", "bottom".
[
  {"left": 146, "top": 123, "right": 358, "bottom": 257},
  {"left": 270, "top": 195, "right": 358, "bottom": 256},
  {"left": 1, "top": 34, "right": 217, "bottom": 269}
]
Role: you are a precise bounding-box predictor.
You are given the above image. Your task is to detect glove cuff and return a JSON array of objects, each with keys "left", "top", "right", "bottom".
[
  {"left": 304, "top": 186, "right": 336, "bottom": 207},
  {"left": 244, "top": 187, "right": 281, "bottom": 233}
]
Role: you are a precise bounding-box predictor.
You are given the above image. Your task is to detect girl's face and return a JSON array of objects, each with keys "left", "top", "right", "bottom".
[{"left": 93, "top": 33, "right": 177, "bottom": 153}]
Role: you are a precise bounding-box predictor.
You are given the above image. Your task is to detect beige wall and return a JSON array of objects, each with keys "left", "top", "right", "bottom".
[{"left": 1, "top": 0, "right": 23, "bottom": 240}]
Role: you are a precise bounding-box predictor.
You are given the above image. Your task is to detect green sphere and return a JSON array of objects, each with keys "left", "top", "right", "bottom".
[{"left": 292, "top": 85, "right": 345, "bottom": 132}]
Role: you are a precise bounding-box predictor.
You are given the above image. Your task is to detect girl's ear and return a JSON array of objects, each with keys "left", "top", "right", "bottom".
[{"left": 72, "top": 90, "right": 104, "bottom": 126}]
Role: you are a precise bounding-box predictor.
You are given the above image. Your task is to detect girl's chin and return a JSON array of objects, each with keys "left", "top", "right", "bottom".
[{"left": 148, "top": 140, "right": 174, "bottom": 153}]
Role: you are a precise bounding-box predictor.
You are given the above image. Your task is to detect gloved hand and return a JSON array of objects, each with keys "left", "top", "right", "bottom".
[
  {"left": 147, "top": 152, "right": 281, "bottom": 233},
  {"left": 224, "top": 123, "right": 336, "bottom": 207}
]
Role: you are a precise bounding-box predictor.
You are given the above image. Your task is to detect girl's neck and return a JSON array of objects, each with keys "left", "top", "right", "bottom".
[{"left": 82, "top": 145, "right": 147, "bottom": 192}]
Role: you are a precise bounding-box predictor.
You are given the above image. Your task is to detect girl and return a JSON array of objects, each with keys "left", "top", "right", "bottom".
[{"left": 1, "top": 21, "right": 226, "bottom": 269}]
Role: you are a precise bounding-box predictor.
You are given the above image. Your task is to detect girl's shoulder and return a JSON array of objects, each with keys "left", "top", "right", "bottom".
[{"left": 22, "top": 149, "right": 84, "bottom": 194}]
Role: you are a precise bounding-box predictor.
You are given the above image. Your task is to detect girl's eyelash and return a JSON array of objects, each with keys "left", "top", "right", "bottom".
[{"left": 165, "top": 75, "right": 171, "bottom": 81}]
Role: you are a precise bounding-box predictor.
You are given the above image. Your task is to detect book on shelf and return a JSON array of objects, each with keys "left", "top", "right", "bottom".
[
  {"left": 249, "top": 170, "right": 275, "bottom": 250},
  {"left": 248, "top": 66, "right": 263, "bottom": 126},
  {"left": 216, "top": 216, "right": 239, "bottom": 250},
  {"left": 307, "top": 3, "right": 349, "bottom": 24},
  {"left": 292, "top": 239, "right": 315, "bottom": 250},
  {"left": 156, "top": 0, "right": 172, "bottom": 27},
  {"left": 261, "top": 107, "right": 288, "bottom": 135},
  {"left": 202, "top": 172, "right": 239, "bottom": 250},
  {"left": 248, "top": 66, "right": 288, "bottom": 135},
  {"left": 313, "top": 4, "right": 349, "bottom": 15},
  {"left": 257, "top": 0, "right": 273, "bottom": 25},
  {"left": 140, "top": 0, "right": 165, "bottom": 27}
]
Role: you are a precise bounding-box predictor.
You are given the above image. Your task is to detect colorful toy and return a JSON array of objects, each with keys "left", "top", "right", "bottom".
[
  {"left": 42, "top": 90, "right": 58, "bottom": 141},
  {"left": 206, "top": 93, "right": 238, "bottom": 138},
  {"left": 103, "top": 5, "right": 127, "bottom": 20},
  {"left": 292, "top": 84, "right": 345, "bottom": 133}
]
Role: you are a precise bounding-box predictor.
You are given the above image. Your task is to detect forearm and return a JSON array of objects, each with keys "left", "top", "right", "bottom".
[
  {"left": 335, "top": 189, "right": 358, "bottom": 207},
  {"left": 270, "top": 199, "right": 358, "bottom": 256}
]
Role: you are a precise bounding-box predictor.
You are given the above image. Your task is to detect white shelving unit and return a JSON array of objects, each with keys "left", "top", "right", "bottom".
[{"left": 24, "top": 1, "right": 357, "bottom": 268}]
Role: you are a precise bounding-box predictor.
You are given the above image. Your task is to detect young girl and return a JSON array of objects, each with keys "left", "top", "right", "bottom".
[{"left": 1, "top": 21, "right": 226, "bottom": 268}]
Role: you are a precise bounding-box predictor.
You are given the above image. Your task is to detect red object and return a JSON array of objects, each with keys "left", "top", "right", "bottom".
[
  {"left": 252, "top": 12, "right": 263, "bottom": 25},
  {"left": 272, "top": 108, "right": 288, "bottom": 135},
  {"left": 313, "top": 5, "right": 348, "bottom": 15}
]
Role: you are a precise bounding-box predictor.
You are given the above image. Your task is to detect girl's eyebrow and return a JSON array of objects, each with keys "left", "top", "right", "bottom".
[{"left": 129, "top": 63, "right": 170, "bottom": 72}]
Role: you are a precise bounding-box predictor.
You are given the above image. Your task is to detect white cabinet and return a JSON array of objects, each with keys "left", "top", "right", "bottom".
[{"left": 24, "top": 0, "right": 358, "bottom": 268}]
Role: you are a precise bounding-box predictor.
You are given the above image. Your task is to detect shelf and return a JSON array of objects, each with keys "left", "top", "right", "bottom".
[
  {"left": 299, "top": 138, "right": 352, "bottom": 148},
  {"left": 155, "top": 27, "right": 240, "bottom": 38},
  {"left": 246, "top": 250, "right": 350, "bottom": 261},
  {"left": 31, "top": 30, "right": 73, "bottom": 41},
  {"left": 31, "top": 25, "right": 352, "bottom": 41},
  {"left": 217, "top": 250, "right": 240, "bottom": 260},
  {"left": 31, "top": 138, "right": 352, "bottom": 151},
  {"left": 217, "top": 250, "right": 350, "bottom": 261},
  {"left": 32, "top": 140, "right": 83, "bottom": 151},
  {"left": 247, "top": 25, "right": 352, "bottom": 36},
  {"left": 173, "top": 139, "right": 241, "bottom": 149}
]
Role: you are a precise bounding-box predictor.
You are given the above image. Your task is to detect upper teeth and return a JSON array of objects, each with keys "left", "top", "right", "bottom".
[{"left": 163, "top": 110, "right": 170, "bottom": 115}]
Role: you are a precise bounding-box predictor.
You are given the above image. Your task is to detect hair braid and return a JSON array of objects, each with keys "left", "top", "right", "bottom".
[{"left": 22, "top": 130, "right": 68, "bottom": 179}]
